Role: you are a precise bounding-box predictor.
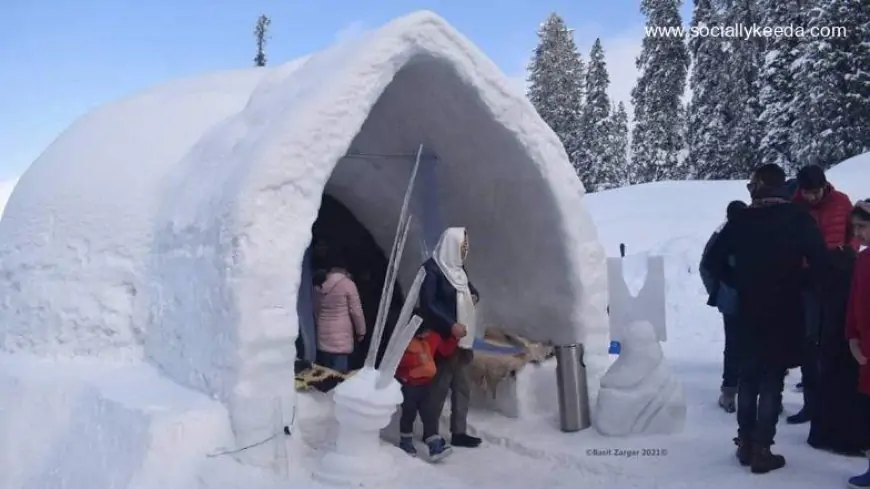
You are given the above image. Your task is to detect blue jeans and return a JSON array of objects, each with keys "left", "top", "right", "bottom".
[
  {"left": 317, "top": 351, "right": 349, "bottom": 373},
  {"left": 737, "top": 353, "right": 786, "bottom": 446}
]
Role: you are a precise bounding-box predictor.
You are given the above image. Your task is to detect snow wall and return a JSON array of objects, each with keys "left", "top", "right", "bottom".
[{"left": 0, "top": 10, "right": 610, "bottom": 464}]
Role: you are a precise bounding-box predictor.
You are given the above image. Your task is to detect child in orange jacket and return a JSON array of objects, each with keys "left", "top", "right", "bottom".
[{"left": 394, "top": 327, "right": 458, "bottom": 461}]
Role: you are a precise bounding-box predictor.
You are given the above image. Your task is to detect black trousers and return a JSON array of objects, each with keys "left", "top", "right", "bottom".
[
  {"left": 737, "top": 352, "right": 786, "bottom": 446},
  {"left": 399, "top": 383, "right": 439, "bottom": 440},
  {"left": 800, "top": 291, "right": 822, "bottom": 413}
]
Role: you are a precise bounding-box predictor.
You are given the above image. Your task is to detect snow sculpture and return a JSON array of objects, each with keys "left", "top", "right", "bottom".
[
  {"left": 607, "top": 255, "right": 667, "bottom": 342},
  {"left": 314, "top": 148, "right": 425, "bottom": 486},
  {"left": 595, "top": 320, "right": 686, "bottom": 436}
]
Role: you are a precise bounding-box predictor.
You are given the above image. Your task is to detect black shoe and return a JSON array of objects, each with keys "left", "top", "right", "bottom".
[
  {"left": 786, "top": 409, "right": 810, "bottom": 424},
  {"left": 451, "top": 433, "right": 482, "bottom": 448}
]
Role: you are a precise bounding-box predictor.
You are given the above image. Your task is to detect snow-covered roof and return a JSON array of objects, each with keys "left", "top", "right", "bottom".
[{"left": 0, "top": 11, "right": 609, "bottom": 428}]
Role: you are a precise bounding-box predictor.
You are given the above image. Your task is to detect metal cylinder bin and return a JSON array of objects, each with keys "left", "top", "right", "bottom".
[{"left": 554, "top": 344, "right": 591, "bottom": 432}]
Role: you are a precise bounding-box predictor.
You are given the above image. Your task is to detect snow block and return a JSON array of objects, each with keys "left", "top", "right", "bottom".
[{"left": 0, "top": 357, "right": 234, "bottom": 489}]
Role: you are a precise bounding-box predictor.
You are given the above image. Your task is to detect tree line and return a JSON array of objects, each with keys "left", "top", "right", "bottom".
[{"left": 527, "top": 0, "right": 870, "bottom": 192}]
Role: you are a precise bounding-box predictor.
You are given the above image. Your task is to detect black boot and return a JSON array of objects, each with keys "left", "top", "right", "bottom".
[
  {"left": 786, "top": 408, "right": 810, "bottom": 424},
  {"left": 451, "top": 433, "right": 482, "bottom": 448},
  {"left": 733, "top": 436, "right": 752, "bottom": 466},
  {"left": 750, "top": 445, "right": 785, "bottom": 474}
]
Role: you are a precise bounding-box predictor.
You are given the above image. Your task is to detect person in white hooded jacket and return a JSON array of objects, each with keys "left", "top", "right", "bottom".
[{"left": 418, "top": 227, "right": 482, "bottom": 449}]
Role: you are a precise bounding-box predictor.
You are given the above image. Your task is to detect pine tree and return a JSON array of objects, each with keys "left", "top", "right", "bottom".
[
  {"left": 720, "top": 0, "right": 764, "bottom": 179},
  {"left": 583, "top": 39, "right": 614, "bottom": 190},
  {"left": 630, "top": 0, "right": 691, "bottom": 183},
  {"left": 527, "top": 13, "right": 587, "bottom": 185},
  {"left": 758, "top": 0, "right": 805, "bottom": 173},
  {"left": 849, "top": 0, "right": 870, "bottom": 156},
  {"left": 686, "top": 0, "right": 731, "bottom": 178},
  {"left": 848, "top": 0, "right": 870, "bottom": 156},
  {"left": 253, "top": 14, "right": 271, "bottom": 67},
  {"left": 608, "top": 102, "right": 630, "bottom": 188},
  {"left": 794, "top": 0, "right": 870, "bottom": 168}
]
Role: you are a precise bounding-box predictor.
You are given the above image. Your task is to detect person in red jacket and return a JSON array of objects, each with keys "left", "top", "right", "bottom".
[
  {"left": 394, "top": 326, "right": 458, "bottom": 461},
  {"left": 788, "top": 165, "right": 856, "bottom": 424},
  {"left": 844, "top": 200, "right": 870, "bottom": 489}
]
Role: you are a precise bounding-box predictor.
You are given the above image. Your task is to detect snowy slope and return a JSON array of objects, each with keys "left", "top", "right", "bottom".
[{"left": 0, "top": 178, "right": 16, "bottom": 218}]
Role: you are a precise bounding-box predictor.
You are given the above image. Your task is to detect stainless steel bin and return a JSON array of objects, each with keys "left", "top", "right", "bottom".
[{"left": 554, "top": 343, "right": 591, "bottom": 432}]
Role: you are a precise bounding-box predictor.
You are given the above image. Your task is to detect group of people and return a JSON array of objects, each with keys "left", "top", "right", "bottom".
[
  {"left": 310, "top": 226, "right": 483, "bottom": 463},
  {"left": 700, "top": 163, "right": 870, "bottom": 486}
]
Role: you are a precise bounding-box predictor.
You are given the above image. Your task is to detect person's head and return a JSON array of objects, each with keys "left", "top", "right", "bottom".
[
  {"left": 726, "top": 200, "right": 747, "bottom": 221},
  {"left": 312, "top": 269, "right": 328, "bottom": 287},
  {"left": 434, "top": 227, "right": 468, "bottom": 269},
  {"left": 747, "top": 164, "right": 786, "bottom": 198},
  {"left": 796, "top": 165, "right": 828, "bottom": 205},
  {"left": 851, "top": 200, "right": 870, "bottom": 246}
]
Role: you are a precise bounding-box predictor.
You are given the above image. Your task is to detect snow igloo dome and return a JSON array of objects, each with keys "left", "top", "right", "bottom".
[{"left": 0, "top": 11, "right": 608, "bottom": 457}]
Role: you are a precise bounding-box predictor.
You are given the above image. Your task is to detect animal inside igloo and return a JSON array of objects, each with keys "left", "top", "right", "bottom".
[{"left": 0, "top": 10, "right": 612, "bottom": 488}]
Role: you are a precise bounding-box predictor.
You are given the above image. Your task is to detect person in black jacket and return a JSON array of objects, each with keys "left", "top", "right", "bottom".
[
  {"left": 702, "top": 163, "right": 828, "bottom": 474},
  {"left": 700, "top": 200, "right": 746, "bottom": 412},
  {"left": 418, "top": 227, "right": 482, "bottom": 449}
]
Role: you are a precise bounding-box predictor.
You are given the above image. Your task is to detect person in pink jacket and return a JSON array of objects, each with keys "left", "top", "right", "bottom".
[{"left": 313, "top": 267, "right": 366, "bottom": 373}]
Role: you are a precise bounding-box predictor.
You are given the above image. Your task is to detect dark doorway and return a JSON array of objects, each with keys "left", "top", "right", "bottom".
[{"left": 298, "top": 194, "right": 405, "bottom": 370}]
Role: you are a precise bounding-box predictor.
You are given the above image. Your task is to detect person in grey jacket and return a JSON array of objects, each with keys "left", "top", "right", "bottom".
[{"left": 700, "top": 200, "right": 747, "bottom": 412}]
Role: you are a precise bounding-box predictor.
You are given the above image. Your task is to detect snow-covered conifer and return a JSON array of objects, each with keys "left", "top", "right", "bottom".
[
  {"left": 527, "top": 13, "right": 587, "bottom": 184},
  {"left": 630, "top": 0, "right": 691, "bottom": 182}
]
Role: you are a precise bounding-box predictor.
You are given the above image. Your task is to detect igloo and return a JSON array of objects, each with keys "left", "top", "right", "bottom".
[{"left": 0, "top": 11, "right": 609, "bottom": 487}]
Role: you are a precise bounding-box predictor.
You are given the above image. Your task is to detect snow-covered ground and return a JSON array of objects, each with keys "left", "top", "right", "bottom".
[{"left": 1, "top": 152, "right": 868, "bottom": 488}]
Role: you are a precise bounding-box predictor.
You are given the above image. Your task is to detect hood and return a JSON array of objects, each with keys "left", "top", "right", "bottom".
[
  {"left": 316, "top": 271, "right": 346, "bottom": 294},
  {"left": 752, "top": 184, "right": 792, "bottom": 204}
]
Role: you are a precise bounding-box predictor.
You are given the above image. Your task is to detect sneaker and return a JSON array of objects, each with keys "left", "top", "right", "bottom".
[
  {"left": 398, "top": 436, "right": 416, "bottom": 456},
  {"left": 451, "top": 433, "right": 482, "bottom": 448},
  {"left": 425, "top": 435, "right": 451, "bottom": 462}
]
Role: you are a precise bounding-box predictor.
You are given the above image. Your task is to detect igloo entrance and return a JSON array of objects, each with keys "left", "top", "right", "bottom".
[{"left": 296, "top": 194, "right": 405, "bottom": 371}]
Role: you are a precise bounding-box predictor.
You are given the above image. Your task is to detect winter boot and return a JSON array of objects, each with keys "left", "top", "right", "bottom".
[
  {"left": 451, "top": 433, "right": 482, "bottom": 448},
  {"left": 733, "top": 436, "right": 752, "bottom": 466},
  {"left": 848, "top": 459, "right": 870, "bottom": 489},
  {"left": 750, "top": 444, "right": 786, "bottom": 474},
  {"left": 425, "top": 435, "right": 452, "bottom": 462},
  {"left": 398, "top": 436, "right": 417, "bottom": 456},
  {"left": 719, "top": 387, "right": 737, "bottom": 413}
]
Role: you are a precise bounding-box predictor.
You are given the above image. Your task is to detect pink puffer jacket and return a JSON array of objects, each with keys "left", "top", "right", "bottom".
[{"left": 314, "top": 271, "right": 367, "bottom": 354}]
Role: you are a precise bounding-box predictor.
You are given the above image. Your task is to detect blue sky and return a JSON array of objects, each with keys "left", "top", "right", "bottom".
[{"left": 0, "top": 0, "right": 692, "bottom": 181}]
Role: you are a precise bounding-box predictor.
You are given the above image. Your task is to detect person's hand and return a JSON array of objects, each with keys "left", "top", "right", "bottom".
[
  {"left": 850, "top": 340, "right": 867, "bottom": 365},
  {"left": 451, "top": 323, "right": 467, "bottom": 338},
  {"left": 472, "top": 292, "right": 479, "bottom": 305},
  {"left": 356, "top": 334, "right": 365, "bottom": 343}
]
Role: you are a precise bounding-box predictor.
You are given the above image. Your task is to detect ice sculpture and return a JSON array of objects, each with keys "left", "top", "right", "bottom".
[
  {"left": 313, "top": 146, "right": 426, "bottom": 486},
  {"left": 595, "top": 320, "right": 685, "bottom": 436}
]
